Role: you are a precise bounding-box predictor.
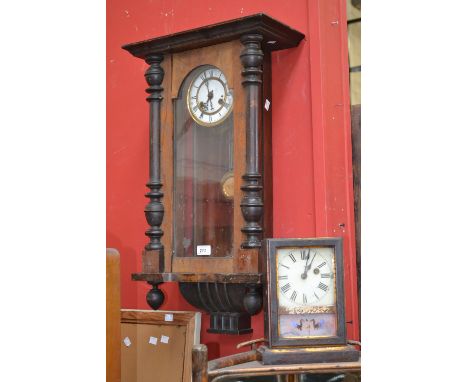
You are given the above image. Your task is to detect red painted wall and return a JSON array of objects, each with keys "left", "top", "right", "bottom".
[{"left": 107, "top": 0, "right": 359, "bottom": 359}]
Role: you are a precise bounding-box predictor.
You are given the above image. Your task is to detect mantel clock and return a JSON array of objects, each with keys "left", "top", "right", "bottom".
[
  {"left": 259, "top": 238, "right": 360, "bottom": 364},
  {"left": 122, "top": 14, "right": 304, "bottom": 334}
]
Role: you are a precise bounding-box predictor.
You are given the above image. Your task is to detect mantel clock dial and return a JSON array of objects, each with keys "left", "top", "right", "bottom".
[{"left": 187, "top": 67, "right": 233, "bottom": 127}]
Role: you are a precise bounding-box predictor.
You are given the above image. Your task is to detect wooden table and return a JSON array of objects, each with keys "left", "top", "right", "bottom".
[
  {"left": 209, "top": 360, "right": 361, "bottom": 381},
  {"left": 192, "top": 345, "right": 361, "bottom": 382}
]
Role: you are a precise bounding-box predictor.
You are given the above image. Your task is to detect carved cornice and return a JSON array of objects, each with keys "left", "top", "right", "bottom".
[{"left": 122, "top": 13, "right": 304, "bottom": 59}]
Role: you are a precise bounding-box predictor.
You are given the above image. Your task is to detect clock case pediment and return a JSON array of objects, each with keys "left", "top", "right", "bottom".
[{"left": 122, "top": 14, "right": 304, "bottom": 334}]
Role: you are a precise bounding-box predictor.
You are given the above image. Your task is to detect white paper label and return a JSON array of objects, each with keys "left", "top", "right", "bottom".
[
  {"left": 164, "top": 313, "right": 174, "bottom": 322},
  {"left": 149, "top": 336, "right": 158, "bottom": 345},
  {"left": 160, "top": 335, "right": 170, "bottom": 344},
  {"left": 264, "top": 99, "right": 271, "bottom": 111},
  {"left": 196, "top": 245, "right": 211, "bottom": 256},
  {"left": 123, "top": 337, "right": 131, "bottom": 347}
]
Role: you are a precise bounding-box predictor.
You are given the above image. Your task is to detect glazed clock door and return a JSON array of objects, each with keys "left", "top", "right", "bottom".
[
  {"left": 173, "top": 65, "right": 234, "bottom": 259},
  {"left": 276, "top": 246, "right": 338, "bottom": 338}
]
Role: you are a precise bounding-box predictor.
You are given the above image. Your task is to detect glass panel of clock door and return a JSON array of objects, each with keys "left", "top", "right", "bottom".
[{"left": 173, "top": 65, "right": 234, "bottom": 258}]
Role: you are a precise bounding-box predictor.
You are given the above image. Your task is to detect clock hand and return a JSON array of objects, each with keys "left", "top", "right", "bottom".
[
  {"left": 204, "top": 80, "right": 212, "bottom": 105},
  {"left": 301, "top": 250, "right": 316, "bottom": 279},
  {"left": 301, "top": 251, "right": 310, "bottom": 279},
  {"left": 307, "top": 251, "right": 317, "bottom": 273},
  {"left": 205, "top": 81, "right": 214, "bottom": 103},
  {"left": 204, "top": 88, "right": 214, "bottom": 111}
]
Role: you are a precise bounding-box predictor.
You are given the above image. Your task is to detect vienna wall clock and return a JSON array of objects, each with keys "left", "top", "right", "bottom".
[{"left": 122, "top": 14, "right": 305, "bottom": 334}]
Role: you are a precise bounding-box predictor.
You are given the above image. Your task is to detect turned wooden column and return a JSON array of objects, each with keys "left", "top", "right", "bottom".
[
  {"left": 144, "top": 54, "right": 165, "bottom": 310},
  {"left": 144, "top": 54, "right": 165, "bottom": 254},
  {"left": 240, "top": 34, "right": 264, "bottom": 249}
]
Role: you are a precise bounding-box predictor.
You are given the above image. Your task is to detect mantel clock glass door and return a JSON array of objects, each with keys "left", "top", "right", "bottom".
[{"left": 276, "top": 245, "right": 337, "bottom": 338}]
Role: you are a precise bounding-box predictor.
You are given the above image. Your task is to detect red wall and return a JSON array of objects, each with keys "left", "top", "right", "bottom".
[{"left": 107, "top": 0, "right": 359, "bottom": 359}]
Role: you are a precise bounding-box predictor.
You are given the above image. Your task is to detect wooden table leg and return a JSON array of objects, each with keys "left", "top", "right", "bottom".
[
  {"left": 193, "top": 344, "right": 208, "bottom": 382},
  {"left": 277, "top": 374, "right": 304, "bottom": 382}
]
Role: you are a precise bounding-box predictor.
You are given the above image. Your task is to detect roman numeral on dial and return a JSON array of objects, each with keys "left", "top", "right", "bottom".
[
  {"left": 321, "top": 273, "right": 332, "bottom": 278},
  {"left": 303, "top": 294, "right": 307, "bottom": 304},
  {"left": 278, "top": 275, "right": 288, "bottom": 280},
  {"left": 289, "top": 253, "right": 296, "bottom": 262},
  {"left": 281, "top": 283, "right": 291, "bottom": 293},
  {"left": 317, "top": 261, "right": 326, "bottom": 268},
  {"left": 317, "top": 282, "right": 329, "bottom": 292},
  {"left": 300, "top": 250, "right": 307, "bottom": 260},
  {"left": 291, "top": 291, "right": 297, "bottom": 302}
]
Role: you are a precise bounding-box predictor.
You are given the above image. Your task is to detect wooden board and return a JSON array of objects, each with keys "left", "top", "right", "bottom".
[
  {"left": 351, "top": 104, "right": 361, "bottom": 327},
  {"left": 132, "top": 272, "right": 261, "bottom": 284},
  {"left": 160, "top": 54, "right": 173, "bottom": 273},
  {"left": 121, "top": 310, "right": 201, "bottom": 382},
  {"left": 107, "top": 249, "right": 121, "bottom": 382}
]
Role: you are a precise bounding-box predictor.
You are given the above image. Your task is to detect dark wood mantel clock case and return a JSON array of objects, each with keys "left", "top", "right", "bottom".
[{"left": 122, "top": 14, "right": 304, "bottom": 334}]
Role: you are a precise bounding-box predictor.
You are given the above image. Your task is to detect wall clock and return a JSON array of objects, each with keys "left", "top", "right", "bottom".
[
  {"left": 260, "top": 238, "right": 360, "bottom": 364},
  {"left": 122, "top": 15, "right": 304, "bottom": 334}
]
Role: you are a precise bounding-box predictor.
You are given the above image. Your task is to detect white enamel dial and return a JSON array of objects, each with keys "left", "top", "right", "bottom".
[
  {"left": 277, "top": 247, "right": 336, "bottom": 309},
  {"left": 187, "top": 67, "right": 233, "bottom": 126}
]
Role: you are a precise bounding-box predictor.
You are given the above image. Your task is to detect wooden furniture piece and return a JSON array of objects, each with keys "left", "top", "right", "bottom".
[
  {"left": 121, "top": 310, "right": 201, "bottom": 382},
  {"left": 192, "top": 345, "right": 361, "bottom": 382},
  {"left": 122, "top": 14, "right": 305, "bottom": 334},
  {"left": 107, "top": 248, "right": 121, "bottom": 382}
]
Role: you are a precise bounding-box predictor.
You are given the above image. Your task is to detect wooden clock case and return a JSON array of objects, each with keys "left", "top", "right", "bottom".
[{"left": 122, "top": 14, "right": 304, "bottom": 334}]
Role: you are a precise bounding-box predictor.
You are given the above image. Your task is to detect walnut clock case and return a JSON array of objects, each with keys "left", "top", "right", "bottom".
[
  {"left": 122, "top": 15, "right": 305, "bottom": 335},
  {"left": 260, "top": 238, "right": 360, "bottom": 364}
]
